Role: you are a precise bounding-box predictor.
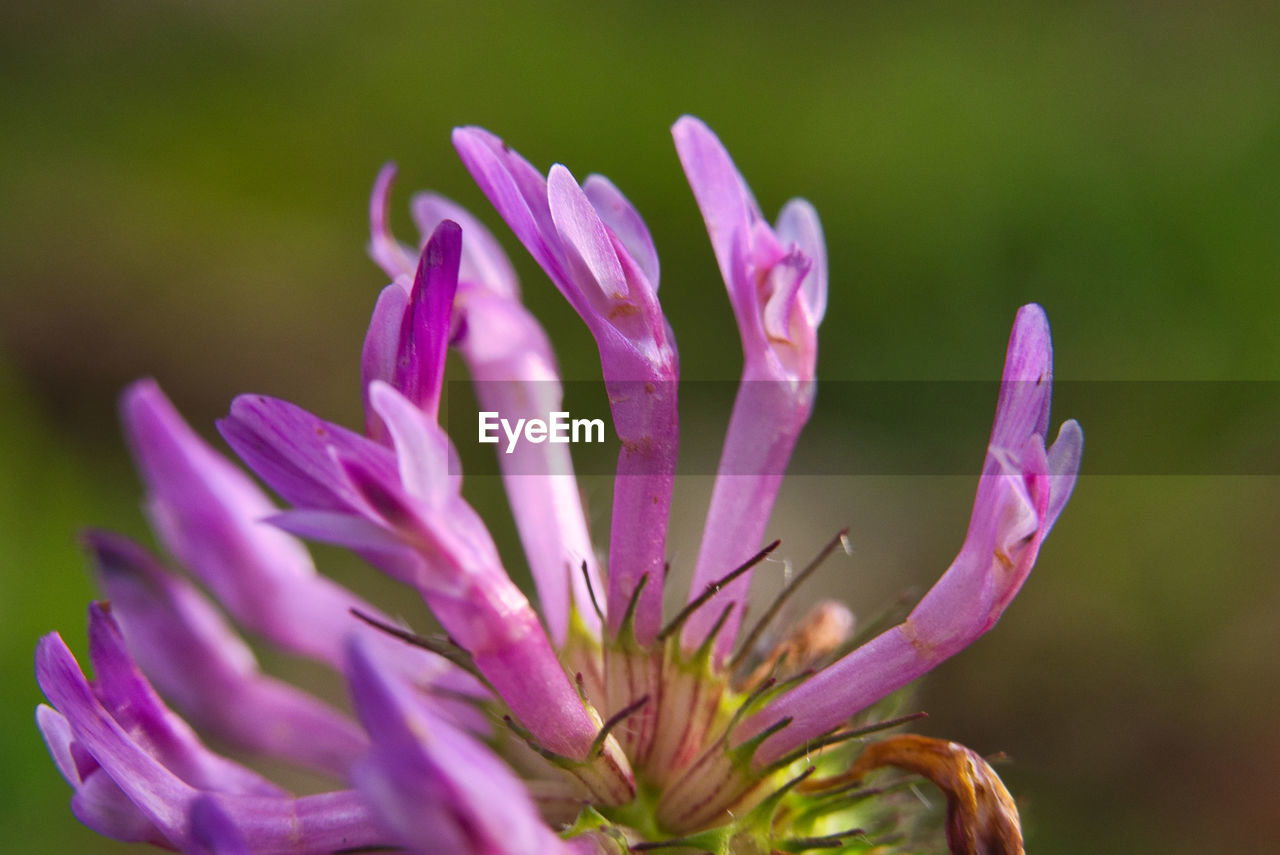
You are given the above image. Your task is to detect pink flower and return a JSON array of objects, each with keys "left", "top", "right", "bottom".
[{"left": 37, "top": 119, "right": 1081, "bottom": 854}]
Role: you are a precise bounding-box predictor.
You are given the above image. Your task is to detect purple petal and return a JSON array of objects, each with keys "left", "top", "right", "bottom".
[
  {"left": 452, "top": 126, "right": 568, "bottom": 286},
  {"left": 71, "top": 771, "right": 171, "bottom": 845},
  {"left": 89, "top": 532, "right": 368, "bottom": 777},
  {"left": 583, "top": 173, "right": 660, "bottom": 289},
  {"left": 457, "top": 127, "right": 677, "bottom": 645},
  {"left": 189, "top": 797, "right": 252, "bottom": 855},
  {"left": 774, "top": 198, "right": 827, "bottom": 323},
  {"left": 123, "top": 382, "right": 320, "bottom": 637},
  {"left": 759, "top": 251, "right": 812, "bottom": 350},
  {"left": 741, "top": 308, "right": 1081, "bottom": 764},
  {"left": 991, "top": 304, "right": 1054, "bottom": 450},
  {"left": 85, "top": 604, "right": 287, "bottom": 798},
  {"left": 1046, "top": 418, "right": 1084, "bottom": 531},
  {"left": 345, "top": 638, "right": 571, "bottom": 855},
  {"left": 360, "top": 282, "right": 410, "bottom": 440},
  {"left": 368, "top": 381, "right": 458, "bottom": 506},
  {"left": 671, "top": 115, "right": 762, "bottom": 304},
  {"left": 36, "top": 703, "right": 79, "bottom": 786},
  {"left": 39, "top": 632, "right": 387, "bottom": 852},
  {"left": 412, "top": 191, "right": 520, "bottom": 300},
  {"left": 125, "top": 381, "right": 411, "bottom": 667},
  {"left": 399, "top": 219, "right": 462, "bottom": 422},
  {"left": 330, "top": 449, "right": 605, "bottom": 760},
  {"left": 548, "top": 163, "right": 629, "bottom": 308},
  {"left": 37, "top": 630, "right": 215, "bottom": 842},
  {"left": 367, "top": 162, "right": 417, "bottom": 281},
  {"left": 218, "top": 392, "right": 398, "bottom": 515},
  {"left": 674, "top": 119, "right": 825, "bottom": 656},
  {"left": 267, "top": 509, "right": 424, "bottom": 579}
]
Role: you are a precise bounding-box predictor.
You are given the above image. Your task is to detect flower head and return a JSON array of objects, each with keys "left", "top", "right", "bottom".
[{"left": 37, "top": 119, "right": 1081, "bottom": 854}]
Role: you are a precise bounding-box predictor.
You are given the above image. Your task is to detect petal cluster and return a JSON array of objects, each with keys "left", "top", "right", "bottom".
[{"left": 37, "top": 118, "right": 1082, "bottom": 855}]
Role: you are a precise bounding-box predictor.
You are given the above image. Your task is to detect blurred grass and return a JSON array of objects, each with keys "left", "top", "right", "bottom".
[{"left": 2, "top": 1, "right": 1278, "bottom": 852}]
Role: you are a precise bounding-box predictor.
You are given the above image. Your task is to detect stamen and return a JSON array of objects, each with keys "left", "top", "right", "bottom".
[
  {"left": 768, "top": 711, "right": 929, "bottom": 779},
  {"left": 792, "top": 774, "right": 925, "bottom": 829},
  {"left": 657, "top": 540, "right": 780, "bottom": 642},
  {"left": 629, "top": 834, "right": 713, "bottom": 852},
  {"left": 730, "top": 528, "right": 849, "bottom": 673},
  {"left": 737, "top": 600, "right": 853, "bottom": 690},
  {"left": 743, "top": 764, "right": 819, "bottom": 823},
  {"left": 615, "top": 572, "right": 651, "bottom": 644},
  {"left": 349, "top": 608, "right": 485, "bottom": 682},
  {"left": 778, "top": 826, "right": 865, "bottom": 851},
  {"left": 723, "top": 668, "right": 815, "bottom": 745},
  {"left": 839, "top": 586, "right": 915, "bottom": 654},
  {"left": 589, "top": 694, "right": 650, "bottom": 758},
  {"left": 581, "top": 559, "right": 605, "bottom": 623},
  {"left": 727, "top": 715, "right": 793, "bottom": 766},
  {"left": 500, "top": 715, "right": 573, "bottom": 765},
  {"left": 689, "top": 603, "right": 736, "bottom": 663}
]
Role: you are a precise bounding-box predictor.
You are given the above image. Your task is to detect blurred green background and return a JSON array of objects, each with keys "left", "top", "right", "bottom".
[{"left": 3, "top": 1, "right": 1277, "bottom": 852}]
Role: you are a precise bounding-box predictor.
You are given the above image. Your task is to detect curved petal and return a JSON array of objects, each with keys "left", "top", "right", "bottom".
[
  {"left": 548, "top": 163, "right": 629, "bottom": 304},
  {"left": 583, "top": 173, "right": 660, "bottom": 289},
  {"left": 89, "top": 532, "right": 368, "bottom": 777},
  {"left": 367, "top": 162, "right": 417, "bottom": 281},
  {"left": 412, "top": 191, "right": 520, "bottom": 300},
  {"left": 1045, "top": 418, "right": 1084, "bottom": 531},
  {"left": 368, "top": 381, "right": 457, "bottom": 507},
  {"left": 218, "top": 392, "right": 397, "bottom": 515},
  {"left": 991, "top": 304, "right": 1053, "bottom": 450},
  {"left": 346, "top": 638, "right": 573, "bottom": 855},
  {"left": 740, "top": 308, "right": 1080, "bottom": 765},
  {"left": 360, "top": 282, "right": 410, "bottom": 439},
  {"left": 189, "top": 796, "right": 252, "bottom": 855},
  {"left": 774, "top": 198, "right": 827, "bottom": 323},
  {"left": 452, "top": 126, "right": 568, "bottom": 286},
  {"left": 38, "top": 632, "right": 387, "bottom": 852},
  {"left": 671, "top": 114, "right": 761, "bottom": 313}
]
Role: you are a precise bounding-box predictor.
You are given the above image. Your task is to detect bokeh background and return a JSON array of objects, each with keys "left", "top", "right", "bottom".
[{"left": 3, "top": 1, "right": 1278, "bottom": 852}]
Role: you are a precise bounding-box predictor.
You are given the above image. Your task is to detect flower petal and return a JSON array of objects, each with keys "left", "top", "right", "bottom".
[
  {"left": 741, "top": 308, "right": 1080, "bottom": 764},
  {"left": 347, "top": 638, "right": 573, "bottom": 855},
  {"left": 774, "top": 198, "right": 827, "bottom": 323},
  {"left": 675, "top": 119, "right": 825, "bottom": 658},
  {"left": 368, "top": 380, "right": 458, "bottom": 506},
  {"left": 548, "top": 163, "right": 629, "bottom": 304},
  {"left": 583, "top": 172, "right": 660, "bottom": 290},
  {"left": 89, "top": 531, "right": 368, "bottom": 777},
  {"left": 39, "top": 631, "right": 388, "bottom": 852},
  {"left": 671, "top": 115, "right": 763, "bottom": 306},
  {"left": 412, "top": 191, "right": 520, "bottom": 300},
  {"left": 452, "top": 126, "right": 568, "bottom": 286},
  {"left": 189, "top": 796, "right": 252, "bottom": 855},
  {"left": 402, "top": 219, "right": 462, "bottom": 422},
  {"left": 990, "top": 304, "right": 1053, "bottom": 451},
  {"left": 36, "top": 703, "right": 79, "bottom": 786},
  {"left": 218, "top": 392, "right": 397, "bottom": 515},
  {"left": 1046, "top": 417, "right": 1084, "bottom": 531},
  {"left": 360, "top": 281, "right": 411, "bottom": 439},
  {"left": 367, "top": 162, "right": 418, "bottom": 281},
  {"left": 126, "top": 381, "right": 415, "bottom": 670},
  {"left": 85, "top": 604, "right": 286, "bottom": 798}
]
